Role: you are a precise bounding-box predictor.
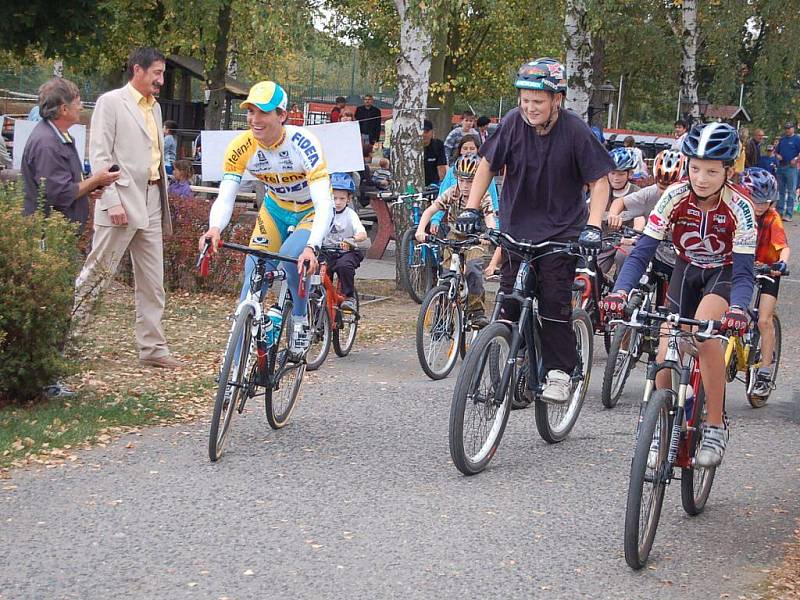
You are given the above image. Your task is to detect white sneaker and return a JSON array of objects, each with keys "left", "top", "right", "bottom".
[
  {"left": 695, "top": 424, "right": 728, "bottom": 468},
  {"left": 289, "top": 317, "right": 310, "bottom": 356},
  {"left": 541, "top": 370, "right": 571, "bottom": 404}
]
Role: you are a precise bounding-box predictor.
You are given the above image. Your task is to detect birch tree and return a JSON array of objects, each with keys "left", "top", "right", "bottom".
[
  {"left": 563, "top": 0, "right": 593, "bottom": 121},
  {"left": 666, "top": 0, "right": 700, "bottom": 123}
]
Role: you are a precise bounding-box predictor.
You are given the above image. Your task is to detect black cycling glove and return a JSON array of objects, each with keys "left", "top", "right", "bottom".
[
  {"left": 455, "top": 209, "right": 482, "bottom": 234},
  {"left": 578, "top": 224, "right": 603, "bottom": 257}
]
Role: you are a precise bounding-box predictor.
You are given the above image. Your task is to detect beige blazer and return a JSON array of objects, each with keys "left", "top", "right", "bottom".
[{"left": 90, "top": 85, "right": 173, "bottom": 235}]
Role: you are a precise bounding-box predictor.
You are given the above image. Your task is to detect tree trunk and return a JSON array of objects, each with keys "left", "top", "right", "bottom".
[
  {"left": 427, "top": 18, "right": 450, "bottom": 136},
  {"left": 392, "top": 0, "right": 432, "bottom": 286},
  {"left": 589, "top": 35, "right": 605, "bottom": 127},
  {"left": 204, "top": 0, "right": 232, "bottom": 130},
  {"left": 563, "top": 0, "right": 593, "bottom": 122},
  {"left": 679, "top": 0, "right": 699, "bottom": 123}
]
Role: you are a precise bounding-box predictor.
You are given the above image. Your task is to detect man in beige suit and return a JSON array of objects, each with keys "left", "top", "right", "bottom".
[{"left": 74, "top": 47, "right": 180, "bottom": 368}]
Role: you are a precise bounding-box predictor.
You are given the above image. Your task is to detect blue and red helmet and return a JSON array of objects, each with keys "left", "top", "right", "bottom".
[
  {"left": 514, "top": 58, "right": 567, "bottom": 94},
  {"left": 740, "top": 167, "right": 779, "bottom": 204},
  {"left": 681, "top": 122, "right": 740, "bottom": 163},
  {"left": 330, "top": 172, "right": 356, "bottom": 194}
]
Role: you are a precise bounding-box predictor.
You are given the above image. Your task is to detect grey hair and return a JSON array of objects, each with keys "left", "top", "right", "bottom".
[{"left": 38, "top": 78, "right": 80, "bottom": 120}]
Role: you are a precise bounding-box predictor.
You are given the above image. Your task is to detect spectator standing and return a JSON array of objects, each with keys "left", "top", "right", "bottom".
[
  {"left": 73, "top": 47, "right": 180, "bottom": 368},
  {"left": 330, "top": 96, "right": 346, "bottom": 123},
  {"left": 355, "top": 94, "right": 382, "bottom": 145},
  {"left": 286, "top": 103, "right": 304, "bottom": 126},
  {"left": 444, "top": 110, "right": 480, "bottom": 164},
  {"left": 671, "top": 119, "right": 688, "bottom": 150},
  {"left": 476, "top": 115, "right": 491, "bottom": 144},
  {"left": 21, "top": 78, "right": 119, "bottom": 233},
  {"left": 746, "top": 128, "right": 764, "bottom": 168},
  {"left": 758, "top": 144, "right": 779, "bottom": 176},
  {"left": 163, "top": 119, "right": 177, "bottom": 175},
  {"left": 167, "top": 159, "right": 194, "bottom": 199},
  {"left": 422, "top": 119, "right": 447, "bottom": 186},
  {"left": 775, "top": 121, "right": 800, "bottom": 221}
]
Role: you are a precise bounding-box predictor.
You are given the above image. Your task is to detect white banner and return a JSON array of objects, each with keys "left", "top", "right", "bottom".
[
  {"left": 12, "top": 119, "right": 87, "bottom": 170},
  {"left": 200, "top": 121, "right": 363, "bottom": 181}
]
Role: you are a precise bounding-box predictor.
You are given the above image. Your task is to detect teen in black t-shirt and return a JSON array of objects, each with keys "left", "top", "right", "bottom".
[
  {"left": 423, "top": 119, "right": 447, "bottom": 186},
  {"left": 456, "top": 57, "right": 614, "bottom": 404}
]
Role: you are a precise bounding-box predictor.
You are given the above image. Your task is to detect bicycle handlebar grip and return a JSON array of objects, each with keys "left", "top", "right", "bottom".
[{"left": 622, "top": 293, "right": 643, "bottom": 318}]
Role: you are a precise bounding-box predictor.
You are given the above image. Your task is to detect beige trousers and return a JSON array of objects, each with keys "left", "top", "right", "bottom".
[{"left": 74, "top": 185, "right": 169, "bottom": 360}]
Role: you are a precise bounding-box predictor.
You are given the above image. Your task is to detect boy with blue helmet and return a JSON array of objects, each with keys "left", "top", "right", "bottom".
[
  {"left": 740, "top": 167, "right": 790, "bottom": 396},
  {"left": 324, "top": 172, "right": 369, "bottom": 310}
]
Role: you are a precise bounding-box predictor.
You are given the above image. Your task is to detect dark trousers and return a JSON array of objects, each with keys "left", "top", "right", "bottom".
[
  {"left": 499, "top": 251, "right": 577, "bottom": 373},
  {"left": 328, "top": 250, "right": 363, "bottom": 297}
]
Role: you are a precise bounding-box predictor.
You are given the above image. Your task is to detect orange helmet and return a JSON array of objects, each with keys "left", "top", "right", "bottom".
[{"left": 653, "top": 149, "right": 686, "bottom": 187}]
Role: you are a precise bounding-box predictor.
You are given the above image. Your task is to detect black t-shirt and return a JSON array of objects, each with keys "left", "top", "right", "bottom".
[
  {"left": 479, "top": 107, "right": 614, "bottom": 241},
  {"left": 424, "top": 138, "right": 447, "bottom": 185}
]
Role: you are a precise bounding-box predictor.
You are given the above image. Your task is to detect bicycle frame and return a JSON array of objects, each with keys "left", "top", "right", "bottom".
[{"left": 723, "top": 272, "right": 773, "bottom": 375}]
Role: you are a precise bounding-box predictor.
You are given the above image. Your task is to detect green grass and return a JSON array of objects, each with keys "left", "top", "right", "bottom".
[{"left": 0, "top": 390, "right": 177, "bottom": 468}]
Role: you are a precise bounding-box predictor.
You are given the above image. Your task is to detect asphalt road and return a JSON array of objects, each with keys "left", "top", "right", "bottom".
[{"left": 3, "top": 266, "right": 800, "bottom": 600}]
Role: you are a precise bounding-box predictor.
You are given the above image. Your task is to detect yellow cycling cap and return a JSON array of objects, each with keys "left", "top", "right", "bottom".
[{"left": 240, "top": 81, "right": 288, "bottom": 113}]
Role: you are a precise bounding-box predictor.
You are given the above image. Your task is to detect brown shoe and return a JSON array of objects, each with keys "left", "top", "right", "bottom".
[{"left": 139, "top": 355, "right": 183, "bottom": 369}]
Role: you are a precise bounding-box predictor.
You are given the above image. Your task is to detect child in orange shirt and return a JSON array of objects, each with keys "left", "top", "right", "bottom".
[{"left": 740, "top": 167, "right": 791, "bottom": 396}]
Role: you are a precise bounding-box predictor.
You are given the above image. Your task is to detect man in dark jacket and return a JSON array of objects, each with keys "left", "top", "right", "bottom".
[
  {"left": 745, "top": 128, "right": 763, "bottom": 168},
  {"left": 21, "top": 77, "right": 118, "bottom": 232},
  {"left": 354, "top": 94, "right": 382, "bottom": 145}
]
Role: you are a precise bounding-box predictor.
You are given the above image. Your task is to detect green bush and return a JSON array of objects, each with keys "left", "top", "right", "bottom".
[{"left": 0, "top": 182, "right": 81, "bottom": 404}]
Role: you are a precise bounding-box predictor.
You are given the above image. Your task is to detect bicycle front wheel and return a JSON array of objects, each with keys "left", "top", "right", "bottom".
[
  {"left": 416, "top": 285, "right": 462, "bottom": 380},
  {"left": 305, "top": 290, "right": 332, "bottom": 371},
  {"left": 601, "top": 324, "right": 638, "bottom": 408},
  {"left": 449, "top": 322, "right": 513, "bottom": 475},
  {"left": 333, "top": 289, "right": 359, "bottom": 357},
  {"left": 209, "top": 307, "right": 254, "bottom": 462},
  {"left": 681, "top": 380, "right": 717, "bottom": 515},
  {"left": 534, "top": 308, "right": 593, "bottom": 443},
  {"left": 624, "top": 390, "right": 671, "bottom": 570},
  {"left": 745, "top": 314, "right": 781, "bottom": 408},
  {"left": 265, "top": 301, "right": 305, "bottom": 429},
  {"left": 399, "top": 228, "right": 433, "bottom": 304}
]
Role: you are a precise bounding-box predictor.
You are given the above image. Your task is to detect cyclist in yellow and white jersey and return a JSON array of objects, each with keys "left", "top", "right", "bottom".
[{"left": 199, "top": 81, "right": 333, "bottom": 354}]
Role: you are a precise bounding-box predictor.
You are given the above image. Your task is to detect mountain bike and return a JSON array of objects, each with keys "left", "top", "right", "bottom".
[
  {"left": 723, "top": 264, "right": 786, "bottom": 408},
  {"left": 616, "top": 305, "right": 728, "bottom": 569},
  {"left": 304, "top": 244, "right": 362, "bottom": 370},
  {"left": 198, "top": 240, "right": 308, "bottom": 461},
  {"left": 395, "top": 189, "right": 442, "bottom": 303},
  {"left": 415, "top": 234, "right": 482, "bottom": 380},
  {"left": 448, "top": 230, "right": 594, "bottom": 475},
  {"left": 600, "top": 256, "right": 671, "bottom": 408}
]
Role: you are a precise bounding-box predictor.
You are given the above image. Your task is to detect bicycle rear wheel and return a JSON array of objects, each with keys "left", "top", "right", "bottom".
[
  {"left": 264, "top": 301, "right": 305, "bottom": 429},
  {"left": 601, "top": 325, "right": 639, "bottom": 408},
  {"left": 534, "top": 308, "right": 593, "bottom": 443},
  {"left": 624, "top": 390, "right": 671, "bottom": 569},
  {"left": 333, "top": 289, "right": 359, "bottom": 357},
  {"left": 449, "top": 322, "right": 513, "bottom": 475},
  {"left": 305, "top": 289, "right": 332, "bottom": 371},
  {"left": 681, "top": 381, "right": 717, "bottom": 515},
  {"left": 745, "top": 314, "right": 781, "bottom": 408},
  {"left": 209, "top": 307, "right": 254, "bottom": 462},
  {"left": 416, "top": 284, "right": 462, "bottom": 380},
  {"left": 399, "top": 228, "right": 433, "bottom": 304}
]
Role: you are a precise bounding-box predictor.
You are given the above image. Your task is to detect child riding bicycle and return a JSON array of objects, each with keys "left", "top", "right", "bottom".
[
  {"left": 739, "top": 167, "right": 791, "bottom": 396},
  {"left": 324, "top": 172, "right": 370, "bottom": 312},
  {"left": 415, "top": 154, "right": 496, "bottom": 328},
  {"left": 602, "top": 122, "right": 758, "bottom": 468}
]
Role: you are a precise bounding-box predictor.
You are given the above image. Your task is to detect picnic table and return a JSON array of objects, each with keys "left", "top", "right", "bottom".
[{"left": 363, "top": 191, "right": 397, "bottom": 259}]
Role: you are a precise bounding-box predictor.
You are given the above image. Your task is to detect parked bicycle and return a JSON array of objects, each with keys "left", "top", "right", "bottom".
[
  {"left": 723, "top": 264, "right": 786, "bottom": 408},
  {"left": 395, "top": 189, "right": 442, "bottom": 303},
  {"left": 616, "top": 305, "right": 728, "bottom": 569},
  {"left": 415, "top": 234, "right": 482, "bottom": 380},
  {"left": 198, "top": 240, "right": 308, "bottom": 462},
  {"left": 304, "top": 244, "right": 362, "bottom": 370},
  {"left": 448, "top": 229, "right": 594, "bottom": 476}
]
